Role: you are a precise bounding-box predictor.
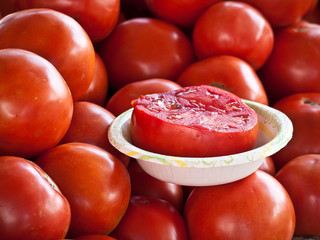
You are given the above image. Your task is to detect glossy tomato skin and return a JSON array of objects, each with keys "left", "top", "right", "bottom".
[
  {"left": 73, "top": 235, "right": 117, "bottom": 240},
  {"left": 111, "top": 196, "right": 188, "bottom": 240},
  {"left": 106, "top": 78, "right": 181, "bottom": 116},
  {"left": 271, "top": 93, "right": 320, "bottom": 170},
  {"left": 177, "top": 55, "right": 268, "bottom": 105},
  {"left": 184, "top": 170, "right": 296, "bottom": 240},
  {"left": 35, "top": 142, "right": 131, "bottom": 238},
  {"left": 99, "top": 17, "right": 195, "bottom": 91},
  {"left": 258, "top": 21, "right": 320, "bottom": 104},
  {"left": 192, "top": 1, "right": 274, "bottom": 70},
  {"left": 258, "top": 156, "right": 276, "bottom": 176},
  {"left": 59, "top": 101, "right": 130, "bottom": 166},
  {"left": 0, "top": 156, "right": 71, "bottom": 240},
  {"left": 127, "top": 159, "right": 184, "bottom": 212},
  {"left": 13, "top": 0, "right": 120, "bottom": 42},
  {"left": 0, "top": 48, "right": 73, "bottom": 158},
  {"left": 276, "top": 154, "right": 320, "bottom": 236},
  {"left": 0, "top": 8, "right": 95, "bottom": 101}
]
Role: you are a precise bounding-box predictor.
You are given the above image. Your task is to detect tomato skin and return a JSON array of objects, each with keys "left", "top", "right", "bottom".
[
  {"left": 177, "top": 55, "right": 268, "bottom": 105},
  {"left": 272, "top": 93, "right": 320, "bottom": 171},
  {"left": 276, "top": 154, "right": 320, "bottom": 236},
  {"left": 59, "top": 101, "right": 130, "bottom": 166},
  {"left": 184, "top": 170, "right": 295, "bottom": 240},
  {"left": 0, "top": 156, "right": 71, "bottom": 240},
  {"left": 73, "top": 235, "right": 117, "bottom": 240},
  {"left": 0, "top": 48, "right": 73, "bottom": 158},
  {"left": 0, "top": 8, "right": 95, "bottom": 101},
  {"left": 99, "top": 17, "right": 195, "bottom": 91},
  {"left": 35, "top": 142, "right": 131, "bottom": 238},
  {"left": 259, "top": 156, "right": 276, "bottom": 176},
  {"left": 111, "top": 196, "right": 188, "bottom": 240},
  {"left": 192, "top": 1, "right": 274, "bottom": 70},
  {"left": 106, "top": 78, "right": 181, "bottom": 116}
]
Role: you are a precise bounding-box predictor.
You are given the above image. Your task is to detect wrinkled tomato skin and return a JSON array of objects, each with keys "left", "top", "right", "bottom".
[
  {"left": 59, "top": 101, "right": 130, "bottom": 166},
  {"left": 0, "top": 156, "right": 71, "bottom": 240},
  {"left": 35, "top": 142, "right": 131, "bottom": 238},
  {"left": 0, "top": 8, "right": 95, "bottom": 101},
  {"left": 276, "top": 154, "right": 320, "bottom": 236},
  {"left": 184, "top": 170, "right": 295, "bottom": 240},
  {"left": 106, "top": 78, "right": 181, "bottom": 116},
  {"left": 99, "top": 17, "right": 195, "bottom": 91},
  {"left": 272, "top": 93, "right": 320, "bottom": 171},
  {"left": 111, "top": 196, "right": 188, "bottom": 240},
  {"left": 192, "top": 1, "right": 273, "bottom": 70},
  {"left": 177, "top": 55, "right": 268, "bottom": 105},
  {"left": 0, "top": 48, "right": 73, "bottom": 158}
]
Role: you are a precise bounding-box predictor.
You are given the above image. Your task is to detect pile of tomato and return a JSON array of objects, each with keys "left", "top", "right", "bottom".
[{"left": 0, "top": 0, "right": 320, "bottom": 239}]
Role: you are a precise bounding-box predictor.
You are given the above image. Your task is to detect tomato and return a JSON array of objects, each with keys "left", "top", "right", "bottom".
[
  {"left": 176, "top": 55, "right": 268, "bottom": 105},
  {"left": 131, "top": 85, "right": 259, "bottom": 157},
  {"left": 0, "top": 48, "right": 73, "bottom": 158},
  {"left": 106, "top": 78, "right": 181, "bottom": 116},
  {"left": 276, "top": 154, "right": 320, "bottom": 237},
  {"left": 258, "top": 21, "right": 320, "bottom": 104},
  {"left": 0, "top": 156, "right": 71, "bottom": 240},
  {"left": 184, "top": 170, "right": 295, "bottom": 240},
  {"left": 258, "top": 156, "right": 276, "bottom": 176},
  {"left": 35, "top": 142, "right": 131, "bottom": 238},
  {"left": 110, "top": 196, "right": 188, "bottom": 240},
  {"left": 192, "top": 1, "right": 274, "bottom": 70},
  {"left": 79, "top": 53, "right": 109, "bottom": 107},
  {"left": 127, "top": 159, "right": 184, "bottom": 212},
  {"left": 271, "top": 93, "right": 320, "bottom": 171},
  {"left": 73, "top": 235, "right": 117, "bottom": 240},
  {"left": 99, "top": 17, "right": 195, "bottom": 91},
  {"left": 144, "top": 0, "right": 221, "bottom": 28},
  {"left": 237, "top": 0, "right": 313, "bottom": 28},
  {"left": 59, "top": 101, "right": 130, "bottom": 166},
  {"left": 0, "top": 8, "right": 95, "bottom": 101}
]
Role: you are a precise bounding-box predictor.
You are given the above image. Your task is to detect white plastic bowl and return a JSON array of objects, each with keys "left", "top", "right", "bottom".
[{"left": 108, "top": 100, "right": 293, "bottom": 186}]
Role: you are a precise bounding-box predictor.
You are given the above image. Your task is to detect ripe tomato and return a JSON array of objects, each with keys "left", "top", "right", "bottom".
[
  {"left": 59, "top": 101, "right": 130, "bottom": 166},
  {"left": 258, "top": 21, "right": 320, "bottom": 104},
  {"left": 99, "top": 17, "right": 195, "bottom": 91},
  {"left": 73, "top": 235, "right": 116, "bottom": 240},
  {"left": 259, "top": 156, "right": 276, "bottom": 176},
  {"left": 35, "top": 142, "right": 131, "bottom": 238},
  {"left": 0, "top": 156, "right": 71, "bottom": 240},
  {"left": 192, "top": 1, "right": 274, "bottom": 70},
  {"left": 184, "top": 170, "right": 296, "bottom": 240},
  {"left": 0, "top": 48, "right": 73, "bottom": 158},
  {"left": 176, "top": 55, "right": 268, "bottom": 105},
  {"left": 131, "top": 85, "right": 259, "bottom": 157},
  {"left": 144, "top": 0, "right": 221, "bottom": 28},
  {"left": 127, "top": 159, "right": 184, "bottom": 212},
  {"left": 110, "top": 196, "right": 188, "bottom": 240},
  {"left": 0, "top": 8, "right": 95, "bottom": 101},
  {"left": 271, "top": 93, "right": 320, "bottom": 170},
  {"left": 106, "top": 78, "right": 181, "bottom": 116},
  {"left": 276, "top": 154, "right": 320, "bottom": 236}
]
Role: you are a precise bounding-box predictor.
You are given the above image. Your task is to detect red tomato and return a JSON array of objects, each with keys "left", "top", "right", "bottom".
[
  {"left": 0, "top": 48, "right": 73, "bottom": 158},
  {"left": 99, "top": 17, "right": 195, "bottom": 91},
  {"left": 237, "top": 0, "right": 313, "bottom": 28},
  {"left": 192, "top": 1, "right": 274, "bottom": 70},
  {"left": 0, "top": 156, "right": 71, "bottom": 240},
  {"left": 271, "top": 93, "right": 320, "bottom": 171},
  {"left": 276, "top": 154, "right": 320, "bottom": 236},
  {"left": 131, "top": 85, "right": 259, "bottom": 157},
  {"left": 35, "top": 142, "right": 131, "bottom": 238},
  {"left": 79, "top": 52, "right": 109, "bottom": 107},
  {"left": 7, "top": 0, "right": 120, "bottom": 42},
  {"left": 127, "top": 159, "right": 184, "bottom": 212},
  {"left": 184, "top": 170, "right": 296, "bottom": 240},
  {"left": 176, "top": 55, "right": 268, "bottom": 105},
  {"left": 106, "top": 78, "right": 181, "bottom": 116},
  {"left": 59, "top": 101, "right": 130, "bottom": 166},
  {"left": 259, "top": 156, "right": 276, "bottom": 176},
  {"left": 110, "top": 196, "right": 188, "bottom": 240},
  {"left": 144, "top": 0, "right": 221, "bottom": 28},
  {"left": 73, "top": 235, "right": 117, "bottom": 240},
  {"left": 258, "top": 21, "right": 320, "bottom": 104},
  {"left": 0, "top": 8, "right": 95, "bottom": 101}
]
